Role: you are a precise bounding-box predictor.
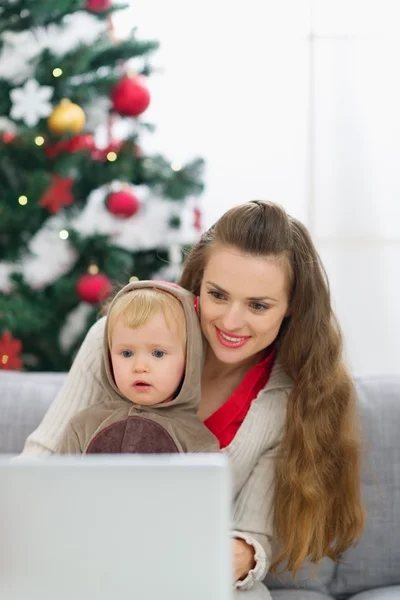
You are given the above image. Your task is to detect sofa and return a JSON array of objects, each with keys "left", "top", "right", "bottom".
[{"left": 1, "top": 370, "right": 399, "bottom": 599}]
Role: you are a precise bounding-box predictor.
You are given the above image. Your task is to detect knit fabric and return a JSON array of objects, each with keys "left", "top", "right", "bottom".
[{"left": 21, "top": 317, "right": 292, "bottom": 592}]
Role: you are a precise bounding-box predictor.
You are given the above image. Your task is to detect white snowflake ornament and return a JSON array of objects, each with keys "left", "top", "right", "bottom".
[
  {"left": 0, "top": 116, "right": 16, "bottom": 133},
  {"left": 10, "top": 79, "right": 54, "bottom": 127}
]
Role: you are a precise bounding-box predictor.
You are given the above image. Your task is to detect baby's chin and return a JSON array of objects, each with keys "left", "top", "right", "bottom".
[{"left": 125, "top": 393, "right": 169, "bottom": 406}]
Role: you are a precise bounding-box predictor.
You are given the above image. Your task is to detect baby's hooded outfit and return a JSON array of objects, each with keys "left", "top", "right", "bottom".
[{"left": 57, "top": 280, "right": 219, "bottom": 454}]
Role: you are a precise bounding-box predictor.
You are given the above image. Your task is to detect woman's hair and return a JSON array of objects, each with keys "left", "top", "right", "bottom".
[
  {"left": 107, "top": 288, "right": 186, "bottom": 350},
  {"left": 178, "top": 200, "right": 365, "bottom": 575}
]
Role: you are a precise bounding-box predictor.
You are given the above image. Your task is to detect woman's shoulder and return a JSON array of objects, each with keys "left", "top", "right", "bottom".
[
  {"left": 79, "top": 316, "right": 106, "bottom": 354},
  {"left": 85, "top": 316, "right": 106, "bottom": 343},
  {"left": 72, "top": 316, "right": 106, "bottom": 376}
]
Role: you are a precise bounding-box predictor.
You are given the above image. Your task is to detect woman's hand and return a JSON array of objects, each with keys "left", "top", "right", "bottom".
[{"left": 233, "top": 537, "right": 256, "bottom": 582}]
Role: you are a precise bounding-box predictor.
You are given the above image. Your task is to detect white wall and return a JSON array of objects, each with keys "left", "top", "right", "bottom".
[
  {"left": 113, "top": 0, "right": 310, "bottom": 225},
  {"left": 114, "top": 0, "right": 400, "bottom": 377},
  {"left": 311, "top": 0, "right": 400, "bottom": 377}
]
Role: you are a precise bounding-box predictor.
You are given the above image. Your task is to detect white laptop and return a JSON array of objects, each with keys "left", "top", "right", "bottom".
[{"left": 0, "top": 454, "right": 232, "bottom": 600}]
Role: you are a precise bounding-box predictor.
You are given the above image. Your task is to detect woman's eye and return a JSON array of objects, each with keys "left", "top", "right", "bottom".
[
  {"left": 152, "top": 350, "right": 165, "bottom": 358},
  {"left": 250, "top": 303, "right": 269, "bottom": 312},
  {"left": 121, "top": 350, "right": 132, "bottom": 358},
  {"left": 208, "top": 290, "right": 225, "bottom": 301}
]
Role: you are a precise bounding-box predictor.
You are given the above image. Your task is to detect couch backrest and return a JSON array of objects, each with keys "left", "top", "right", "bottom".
[
  {"left": 0, "top": 371, "right": 66, "bottom": 454},
  {"left": 329, "top": 375, "right": 400, "bottom": 597}
]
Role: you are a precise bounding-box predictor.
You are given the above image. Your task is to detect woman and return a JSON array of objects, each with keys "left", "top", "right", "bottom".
[{"left": 22, "top": 200, "right": 365, "bottom": 599}]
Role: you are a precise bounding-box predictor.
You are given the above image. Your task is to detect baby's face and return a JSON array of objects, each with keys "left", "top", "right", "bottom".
[{"left": 110, "top": 313, "right": 186, "bottom": 406}]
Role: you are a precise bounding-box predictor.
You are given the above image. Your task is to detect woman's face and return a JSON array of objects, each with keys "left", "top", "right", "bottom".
[{"left": 199, "top": 245, "right": 290, "bottom": 366}]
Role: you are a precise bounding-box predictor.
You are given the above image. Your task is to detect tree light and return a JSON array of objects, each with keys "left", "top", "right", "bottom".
[
  {"left": 171, "top": 161, "right": 182, "bottom": 172},
  {"left": 18, "top": 195, "right": 28, "bottom": 206}
]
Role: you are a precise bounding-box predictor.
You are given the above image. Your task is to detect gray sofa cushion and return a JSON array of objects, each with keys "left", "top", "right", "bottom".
[
  {"left": 270, "top": 591, "right": 333, "bottom": 600},
  {"left": 0, "top": 371, "right": 65, "bottom": 454},
  {"left": 348, "top": 585, "right": 400, "bottom": 599},
  {"left": 330, "top": 377, "right": 400, "bottom": 598},
  {"left": 265, "top": 558, "right": 335, "bottom": 597}
]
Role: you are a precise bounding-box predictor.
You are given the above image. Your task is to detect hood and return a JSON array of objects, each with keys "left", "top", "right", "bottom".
[{"left": 100, "top": 280, "right": 203, "bottom": 415}]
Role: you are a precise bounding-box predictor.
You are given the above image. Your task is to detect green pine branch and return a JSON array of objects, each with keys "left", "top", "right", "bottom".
[
  {"left": 0, "top": 1, "right": 85, "bottom": 34},
  {"left": 0, "top": 0, "right": 205, "bottom": 370}
]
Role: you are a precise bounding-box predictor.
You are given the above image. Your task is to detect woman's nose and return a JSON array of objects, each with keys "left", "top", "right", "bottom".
[{"left": 221, "top": 304, "right": 245, "bottom": 331}]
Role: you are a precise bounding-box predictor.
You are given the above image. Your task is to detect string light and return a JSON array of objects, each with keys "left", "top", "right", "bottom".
[
  {"left": 53, "top": 68, "right": 63, "bottom": 78},
  {"left": 106, "top": 151, "right": 117, "bottom": 162},
  {"left": 171, "top": 160, "right": 182, "bottom": 172},
  {"left": 35, "top": 136, "right": 44, "bottom": 146},
  {"left": 129, "top": 276, "right": 139, "bottom": 283},
  {"left": 18, "top": 195, "right": 28, "bottom": 206},
  {"left": 1, "top": 355, "right": 8, "bottom": 365},
  {"left": 88, "top": 264, "right": 99, "bottom": 275},
  {"left": 59, "top": 230, "right": 69, "bottom": 240}
]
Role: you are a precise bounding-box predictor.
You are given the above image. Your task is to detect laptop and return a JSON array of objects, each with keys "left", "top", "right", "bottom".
[{"left": 0, "top": 454, "right": 232, "bottom": 600}]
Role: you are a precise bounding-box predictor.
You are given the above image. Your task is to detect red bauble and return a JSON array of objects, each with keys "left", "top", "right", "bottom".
[
  {"left": 86, "top": 0, "right": 112, "bottom": 11},
  {"left": 45, "top": 134, "right": 95, "bottom": 159},
  {"left": 111, "top": 76, "right": 150, "bottom": 117},
  {"left": 76, "top": 273, "right": 112, "bottom": 304},
  {"left": 2, "top": 132, "right": 16, "bottom": 143},
  {"left": 106, "top": 190, "right": 141, "bottom": 219}
]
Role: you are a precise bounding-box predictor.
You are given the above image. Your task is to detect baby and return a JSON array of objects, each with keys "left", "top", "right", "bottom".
[{"left": 57, "top": 280, "right": 219, "bottom": 454}]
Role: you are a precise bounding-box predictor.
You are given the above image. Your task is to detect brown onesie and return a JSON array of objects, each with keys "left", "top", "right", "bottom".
[{"left": 56, "top": 280, "right": 219, "bottom": 454}]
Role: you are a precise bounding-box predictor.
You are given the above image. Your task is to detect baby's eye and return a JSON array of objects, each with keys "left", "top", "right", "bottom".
[
  {"left": 152, "top": 350, "right": 165, "bottom": 358},
  {"left": 121, "top": 350, "right": 133, "bottom": 358}
]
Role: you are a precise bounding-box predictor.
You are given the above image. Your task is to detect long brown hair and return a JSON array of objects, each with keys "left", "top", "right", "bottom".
[{"left": 179, "top": 200, "right": 365, "bottom": 574}]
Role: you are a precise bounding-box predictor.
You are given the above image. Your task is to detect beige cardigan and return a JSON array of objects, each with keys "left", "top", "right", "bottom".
[{"left": 21, "top": 317, "right": 292, "bottom": 591}]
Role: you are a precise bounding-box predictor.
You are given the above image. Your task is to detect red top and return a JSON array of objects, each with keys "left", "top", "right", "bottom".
[{"left": 204, "top": 347, "right": 276, "bottom": 449}]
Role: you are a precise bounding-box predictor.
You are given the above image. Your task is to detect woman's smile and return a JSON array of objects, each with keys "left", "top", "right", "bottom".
[{"left": 215, "top": 326, "right": 251, "bottom": 349}]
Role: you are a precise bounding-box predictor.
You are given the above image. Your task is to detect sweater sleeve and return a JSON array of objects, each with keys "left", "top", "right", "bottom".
[
  {"left": 232, "top": 445, "right": 279, "bottom": 591},
  {"left": 20, "top": 317, "right": 106, "bottom": 457}
]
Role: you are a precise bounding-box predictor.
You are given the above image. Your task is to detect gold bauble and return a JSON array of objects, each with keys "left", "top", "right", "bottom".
[{"left": 47, "top": 99, "right": 86, "bottom": 135}]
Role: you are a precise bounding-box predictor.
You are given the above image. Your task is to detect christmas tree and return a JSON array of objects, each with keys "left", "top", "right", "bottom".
[{"left": 0, "top": 0, "right": 204, "bottom": 372}]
